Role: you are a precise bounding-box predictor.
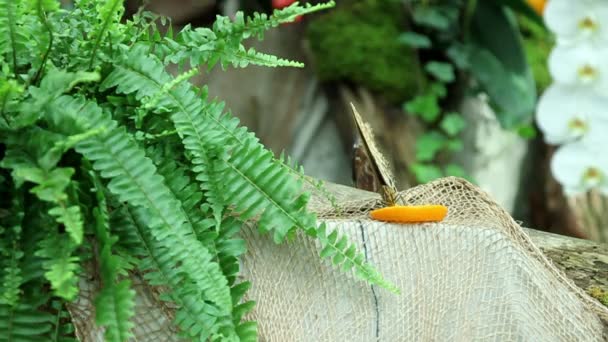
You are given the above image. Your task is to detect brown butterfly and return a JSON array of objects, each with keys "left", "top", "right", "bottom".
[
  {"left": 350, "top": 103, "right": 400, "bottom": 206},
  {"left": 350, "top": 103, "right": 448, "bottom": 223}
]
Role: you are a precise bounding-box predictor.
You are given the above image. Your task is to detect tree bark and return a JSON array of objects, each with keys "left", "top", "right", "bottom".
[{"left": 524, "top": 227, "right": 608, "bottom": 294}]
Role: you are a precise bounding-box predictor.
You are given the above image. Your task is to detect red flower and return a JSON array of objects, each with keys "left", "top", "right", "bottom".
[
  {"left": 272, "top": 0, "right": 302, "bottom": 23},
  {"left": 272, "top": 0, "right": 296, "bottom": 9}
]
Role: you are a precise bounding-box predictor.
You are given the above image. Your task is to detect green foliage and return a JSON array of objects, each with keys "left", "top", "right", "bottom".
[
  {"left": 397, "top": 32, "right": 431, "bottom": 49},
  {"left": 162, "top": 1, "right": 336, "bottom": 70},
  {"left": 404, "top": 78, "right": 468, "bottom": 183},
  {"left": 519, "top": 14, "right": 552, "bottom": 93},
  {"left": 440, "top": 112, "right": 466, "bottom": 136},
  {"left": 401, "top": 0, "right": 538, "bottom": 183},
  {"left": 464, "top": 2, "right": 537, "bottom": 128},
  {"left": 306, "top": 0, "right": 422, "bottom": 103},
  {"left": 90, "top": 171, "right": 135, "bottom": 342},
  {"left": 412, "top": 5, "right": 454, "bottom": 30},
  {"left": 0, "top": 1, "right": 398, "bottom": 340}
]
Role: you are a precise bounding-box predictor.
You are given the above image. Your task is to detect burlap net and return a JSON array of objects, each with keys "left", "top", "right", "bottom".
[
  {"left": 68, "top": 177, "right": 608, "bottom": 341},
  {"left": 240, "top": 177, "right": 608, "bottom": 341}
]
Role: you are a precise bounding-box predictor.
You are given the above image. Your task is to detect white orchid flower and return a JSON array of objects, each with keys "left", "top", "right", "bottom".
[
  {"left": 551, "top": 142, "right": 608, "bottom": 195},
  {"left": 536, "top": 84, "right": 608, "bottom": 144},
  {"left": 544, "top": 0, "right": 608, "bottom": 45},
  {"left": 548, "top": 43, "right": 608, "bottom": 95}
]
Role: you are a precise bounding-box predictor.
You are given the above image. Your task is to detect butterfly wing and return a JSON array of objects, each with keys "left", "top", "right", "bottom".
[{"left": 350, "top": 103, "right": 399, "bottom": 205}]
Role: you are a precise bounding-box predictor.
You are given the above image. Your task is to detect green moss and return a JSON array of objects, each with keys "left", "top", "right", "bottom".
[
  {"left": 306, "top": 0, "right": 421, "bottom": 103},
  {"left": 588, "top": 286, "right": 608, "bottom": 307},
  {"left": 519, "top": 16, "right": 554, "bottom": 93}
]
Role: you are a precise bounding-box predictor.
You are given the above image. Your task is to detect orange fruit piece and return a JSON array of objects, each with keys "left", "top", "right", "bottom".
[{"left": 370, "top": 205, "right": 448, "bottom": 223}]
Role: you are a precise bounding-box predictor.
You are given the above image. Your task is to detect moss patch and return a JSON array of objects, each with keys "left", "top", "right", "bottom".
[
  {"left": 588, "top": 286, "right": 608, "bottom": 307},
  {"left": 306, "top": 0, "right": 421, "bottom": 103}
]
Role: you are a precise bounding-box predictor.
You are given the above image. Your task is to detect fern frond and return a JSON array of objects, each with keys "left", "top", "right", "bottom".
[
  {"left": 95, "top": 281, "right": 135, "bottom": 342},
  {"left": 164, "top": 27, "right": 303, "bottom": 69},
  {"left": 316, "top": 223, "right": 399, "bottom": 293},
  {"left": 0, "top": 135, "right": 84, "bottom": 290},
  {"left": 49, "top": 205, "right": 83, "bottom": 245},
  {"left": 45, "top": 94, "right": 233, "bottom": 315},
  {"left": 150, "top": 152, "right": 248, "bottom": 317},
  {"left": 232, "top": 46, "right": 304, "bottom": 68},
  {"left": 2, "top": 145, "right": 85, "bottom": 248},
  {"left": 0, "top": 243, "right": 23, "bottom": 306},
  {"left": 0, "top": 297, "right": 54, "bottom": 341},
  {"left": 229, "top": 281, "right": 257, "bottom": 341},
  {"left": 49, "top": 299, "right": 78, "bottom": 342},
  {"left": 29, "top": 0, "right": 60, "bottom": 85},
  {"left": 280, "top": 151, "right": 344, "bottom": 217},
  {"left": 0, "top": 194, "right": 24, "bottom": 307},
  {"left": 91, "top": 170, "right": 135, "bottom": 341},
  {"left": 35, "top": 231, "right": 79, "bottom": 300},
  {"left": 216, "top": 217, "right": 247, "bottom": 285},
  {"left": 108, "top": 205, "right": 147, "bottom": 259},
  {"left": 88, "top": 0, "right": 125, "bottom": 68},
  {"left": 18, "top": 69, "right": 99, "bottom": 128},
  {"left": 241, "top": 1, "right": 336, "bottom": 40},
  {"left": 0, "top": 0, "right": 28, "bottom": 74},
  {"left": 142, "top": 67, "right": 199, "bottom": 112},
  {"left": 149, "top": 151, "right": 217, "bottom": 243},
  {"left": 126, "top": 204, "right": 237, "bottom": 341},
  {"left": 162, "top": 1, "right": 335, "bottom": 69},
  {"left": 0, "top": 78, "right": 24, "bottom": 128},
  {"left": 102, "top": 45, "right": 397, "bottom": 292},
  {"left": 222, "top": 140, "right": 315, "bottom": 241}
]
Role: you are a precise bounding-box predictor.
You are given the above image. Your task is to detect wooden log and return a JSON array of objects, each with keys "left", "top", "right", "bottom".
[
  {"left": 316, "top": 181, "right": 608, "bottom": 302},
  {"left": 524, "top": 228, "right": 608, "bottom": 295}
]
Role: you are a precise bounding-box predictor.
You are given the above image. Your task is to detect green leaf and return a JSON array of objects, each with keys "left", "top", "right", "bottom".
[
  {"left": 0, "top": 236, "right": 23, "bottom": 307},
  {"left": 468, "top": 3, "right": 536, "bottom": 128},
  {"left": 425, "top": 61, "right": 454, "bottom": 83},
  {"left": 412, "top": 6, "right": 450, "bottom": 30},
  {"left": 101, "top": 46, "right": 397, "bottom": 293},
  {"left": 35, "top": 232, "right": 79, "bottom": 300},
  {"left": 16, "top": 70, "right": 100, "bottom": 128},
  {"left": 0, "top": 79, "right": 24, "bottom": 128},
  {"left": 95, "top": 280, "right": 136, "bottom": 342},
  {"left": 46, "top": 95, "right": 233, "bottom": 320},
  {"left": 516, "top": 123, "right": 537, "bottom": 139},
  {"left": 493, "top": 0, "right": 544, "bottom": 26},
  {"left": 13, "top": 167, "right": 73, "bottom": 203},
  {"left": 0, "top": 0, "right": 29, "bottom": 74},
  {"left": 410, "top": 163, "right": 443, "bottom": 183},
  {"left": 88, "top": 0, "right": 125, "bottom": 68},
  {"left": 415, "top": 132, "right": 446, "bottom": 162},
  {"left": 429, "top": 83, "right": 447, "bottom": 98},
  {"left": 163, "top": 2, "right": 335, "bottom": 70},
  {"left": 444, "top": 164, "right": 467, "bottom": 178},
  {"left": 48, "top": 206, "right": 83, "bottom": 245},
  {"left": 445, "top": 139, "right": 464, "bottom": 152},
  {"left": 439, "top": 113, "right": 466, "bottom": 136},
  {"left": 404, "top": 94, "right": 440, "bottom": 123},
  {"left": 446, "top": 43, "right": 470, "bottom": 69},
  {"left": 0, "top": 297, "right": 54, "bottom": 341},
  {"left": 397, "top": 32, "right": 431, "bottom": 48}
]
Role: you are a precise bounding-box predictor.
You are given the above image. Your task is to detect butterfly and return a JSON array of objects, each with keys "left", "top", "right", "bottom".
[{"left": 350, "top": 103, "right": 447, "bottom": 223}]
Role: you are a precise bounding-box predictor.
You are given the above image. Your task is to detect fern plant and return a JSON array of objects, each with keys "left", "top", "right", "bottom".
[{"left": 0, "top": 1, "right": 397, "bottom": 341}]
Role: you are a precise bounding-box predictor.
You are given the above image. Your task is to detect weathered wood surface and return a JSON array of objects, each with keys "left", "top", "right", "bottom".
[{"left": 525, "top": 228, "right": 608, "bottom": 293}]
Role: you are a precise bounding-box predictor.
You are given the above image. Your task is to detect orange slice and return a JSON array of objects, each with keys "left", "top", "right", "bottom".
[{"left": 370, "top": 205, "right": 448, "bottom": 223}]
